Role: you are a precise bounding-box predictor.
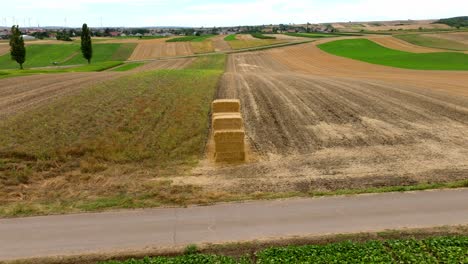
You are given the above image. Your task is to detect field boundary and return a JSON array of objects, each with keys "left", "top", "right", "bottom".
[{"left": 6, "top": 225, "right": 468, "bottom": 264}]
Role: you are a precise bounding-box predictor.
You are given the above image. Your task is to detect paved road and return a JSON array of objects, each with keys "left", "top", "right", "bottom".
[{"left": 1, "top": 189, "right": 468, "bottom": 260}]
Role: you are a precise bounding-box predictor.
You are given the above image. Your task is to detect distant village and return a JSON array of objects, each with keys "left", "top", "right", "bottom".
[{"left": 0, "top": 23, "right": 336, "bottom": 40}]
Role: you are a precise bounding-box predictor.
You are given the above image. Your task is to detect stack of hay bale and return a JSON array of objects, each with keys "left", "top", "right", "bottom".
[{"left": 212, "top": 99, "right": 246, "bottom": 163}]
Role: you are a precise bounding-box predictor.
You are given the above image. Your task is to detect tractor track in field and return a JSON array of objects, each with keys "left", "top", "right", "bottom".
[{"left": 183, "top": 41, "right": 468, "bottom": 194}]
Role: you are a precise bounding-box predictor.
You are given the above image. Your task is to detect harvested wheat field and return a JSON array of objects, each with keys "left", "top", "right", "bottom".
[
  {"left": 367, "top": 35, "right": 448, "bottom": 53},
  {"left": 182, "top": 41, "right": 468, "bottom": 195},
  {"left": 0, "top": 72, "right": 123, "bottom": 119},
  {"left": 129, "top": 39, "right": 193, "bottom": 60},
  {"left": 0, "top": 44, "right": 8, "bottom": 56},
  {"left": 427, "top": 32, "right": 468, "bottom": 46}
]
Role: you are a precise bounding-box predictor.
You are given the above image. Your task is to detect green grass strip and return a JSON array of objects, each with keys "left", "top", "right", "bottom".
[
  {"left": 224, "top": 34, "right": 237, "bottom": 41},
  {"left": 318, "top": 38, "right": 468, "bottom": 70},
  {"left": 250, "top": 33, "right": 276, "bottom": 39},
  {"left": 166, "top": 35, "right": 215, "bottom": 42}
]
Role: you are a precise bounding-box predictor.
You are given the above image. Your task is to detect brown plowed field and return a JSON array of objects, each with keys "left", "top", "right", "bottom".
[
  {"left": 0, "top": 72, "right": 123, "bottom": 119},
  {"left": 212, "top": 35, "right": 231, "bottom": 52},
  {"left": 183, "top": 42, "right": 468, "bottom": 194},
  {"left": 0, "top": 44, "right": 8, "bottom": 56},
  {"left": 129, "top": 58, "right": 195, "bottom": 72},
  {"left": 367, "top": 36, "right": 447, "bottom": 53},
  {"left": 129, "top": 40, "right": 193, "bottom": 60}
]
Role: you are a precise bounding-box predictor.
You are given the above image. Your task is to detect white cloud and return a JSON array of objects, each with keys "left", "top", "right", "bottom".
[{"left": 4, "top": 0, "right": 467, "bottom": 27}]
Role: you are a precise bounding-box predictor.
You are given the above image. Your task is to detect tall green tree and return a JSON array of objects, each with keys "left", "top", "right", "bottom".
[
  {"left": 9, "top": 25, "right": 26, "bottom": 70},
  {"left": 81, "top": 23, "right": 92, "bottom": 64}
]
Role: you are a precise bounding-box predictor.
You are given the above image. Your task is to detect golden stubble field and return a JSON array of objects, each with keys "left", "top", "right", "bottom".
[{"left": 178, "top": 40, "right": 468, "bottom": 195}]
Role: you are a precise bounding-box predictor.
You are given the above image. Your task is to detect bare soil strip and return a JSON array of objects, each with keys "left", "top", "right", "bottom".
[
  {"left": 367, "top": 35, "right": 448, "bottom": 53},
  {"left": 128, "top": 58, "right": 196, "bottom": 72},
  {"left": 185, "top": 42, "right": 468, "bottom": 194},
  {"left": 212, "top": 35, "right": 232, "bottom": 52},
  {"left": 0, "top": 44, "right": 9, "bottom": 56},
  {"left": 0, "top": 72, "right": 123, "bottom": 119},
  {"left": 129, "top": 41, "right": 193, "bottom": 60}
]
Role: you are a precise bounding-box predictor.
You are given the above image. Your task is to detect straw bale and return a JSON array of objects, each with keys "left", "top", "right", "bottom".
[
  {"left": 215, "top": 151, "right": 246, "bottom": 162},
  {"left": 214, "top": 130, "right": 245, "bottom": 142},
  {"left": 212, "top": 99, "right": 240, "bottom": 114},
  {"left": 215, "top": 141, "right": 245, "bottom": 152},
  {"left": 212, "top": 113, "right": 243, "bottom": 130}
]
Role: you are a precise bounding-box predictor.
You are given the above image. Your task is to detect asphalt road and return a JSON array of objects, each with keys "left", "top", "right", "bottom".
[{"left": 1, "top": 189, "right": 468, "bottom": 260}]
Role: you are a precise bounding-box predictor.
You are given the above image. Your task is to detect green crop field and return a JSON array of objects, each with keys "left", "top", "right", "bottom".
[
  {"left": 101, "top": 236, "right": 468, "bottom": 264},
  {"left": 395, "top": 34, "right": 468, "bottom": 51},
  {"left": 318, "top": 39, "right": 468, "bottom": 70},
  {"left": 0, "top": 43, "right": 136, "bottom": 70},
  {"left": 166, "top": 35, "right": 215, "bottom": 42},
  {"left": 285, "top": 32, "right": 342, "bottom": 38},
  {"left": 0, "top": 44, "right": 78, "bottom": 69},
  {"left": 251, "top": 33, "right": 276, "bottom": 39},
  {"left": 224, "top": 34, "right": 237, "bottom": 41},
  {"left": 63, "top": 43, "right": 135, "bottom": 65},
  {"left": 0, "top": 55, "right": 226, "bottom": 217}
]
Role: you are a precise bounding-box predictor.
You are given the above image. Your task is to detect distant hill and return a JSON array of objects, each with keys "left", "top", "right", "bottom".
[{"left": 436, "top": 16, "right": 468, "bottom": 28}]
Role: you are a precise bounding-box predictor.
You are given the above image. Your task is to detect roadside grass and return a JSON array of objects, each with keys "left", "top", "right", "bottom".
[
  {"left": 101, "top": 236, "right": 468, "bottom": 264},
  {"left": 111, "top": 62, "right": 145, "bottom": 72},
  {"left": 0, "top": 55, "right": 226, "bottom": 217},
  {"left": 224, "top": 34, "right": 237, "bottom": 41},
  {"left": 228, "top": 39, "right": 287, "bottom": 50},
  {"left": 318, "top": 38, "right": 468, "bottom": 70},
  {"left": 0, "top": 61, "right": 124, "bottom": 79},
  {"left": 191, "top": 41, "right": 215, "bottom": 54},
  {"left": 395, "top": 34, "right": 468, "bottom": 51},
  {"left": 0, "top": 44, "right": 78, "bottom": 69},
  {"left": 167, "top": 35, "right": 215, "bottom": 42},
  {"left": 250, "top": 33, "right": 276, "bottom": 39}
]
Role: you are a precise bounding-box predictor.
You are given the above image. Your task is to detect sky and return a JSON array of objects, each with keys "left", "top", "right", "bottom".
[{"left": 1, "top": 0, "right": 467, "bottom": 28}]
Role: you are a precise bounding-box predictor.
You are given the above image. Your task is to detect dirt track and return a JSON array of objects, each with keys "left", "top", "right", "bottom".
[
  {"left": 129, "top": 40, "right": 193, "bottom": 60},
  {"left": 212, "top": 35, "right": 231, "bottom": 52},
  {"left": 186, "top": 41, "right": 468, "bottom": 194}
]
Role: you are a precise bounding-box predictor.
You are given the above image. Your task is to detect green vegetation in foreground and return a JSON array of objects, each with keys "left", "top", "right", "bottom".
[
  {"left": 250, "top": 33, "right": 276, "bottom": 39},
  {"left": 111, "top": 62, "right": 145, "bottom": 72},
  {"left": 0, "top": 55, "right": 226, "bottom": 217},
  {"left": 0, "top": 61, "right": 123, "bottom": 79},
  {"left": 101, "top": 236, "right": 468, "bottom": 264},
  {"left": 395, "top": 34, "right": 468, "bottom": 51},
  {"left": 0, "top": 43, "right": 136, "bottom": 70},
  {"left": 318, "top": 38, "right": 468, "bottom": 70},
  {"left": 166, "top": 35, "right": 215, "bottom": 42},
  {"left": 224, "top": 34, "right": 237, "bottom": 41}
]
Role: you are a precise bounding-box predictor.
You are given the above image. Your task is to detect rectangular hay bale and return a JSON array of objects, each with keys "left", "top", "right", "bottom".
[
  {"left": 215, "top": 151, "right": 246, "bottom": 162},
  {"left": 215, "top": 141, "right": 245, "bottom": 153},
  {"left": 212, "top": 113, "right": 243, "bottom": 131},
  {"left": 214, "top": 130, "right": 245, "bottom": 143},
  {"left": 212, "top": 99, "right": 241, "bottom": 114}
]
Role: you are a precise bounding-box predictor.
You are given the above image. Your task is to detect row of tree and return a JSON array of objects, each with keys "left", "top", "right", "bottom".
[{"left": 9, "top": 23, "right": 93, "bottom": 69}]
